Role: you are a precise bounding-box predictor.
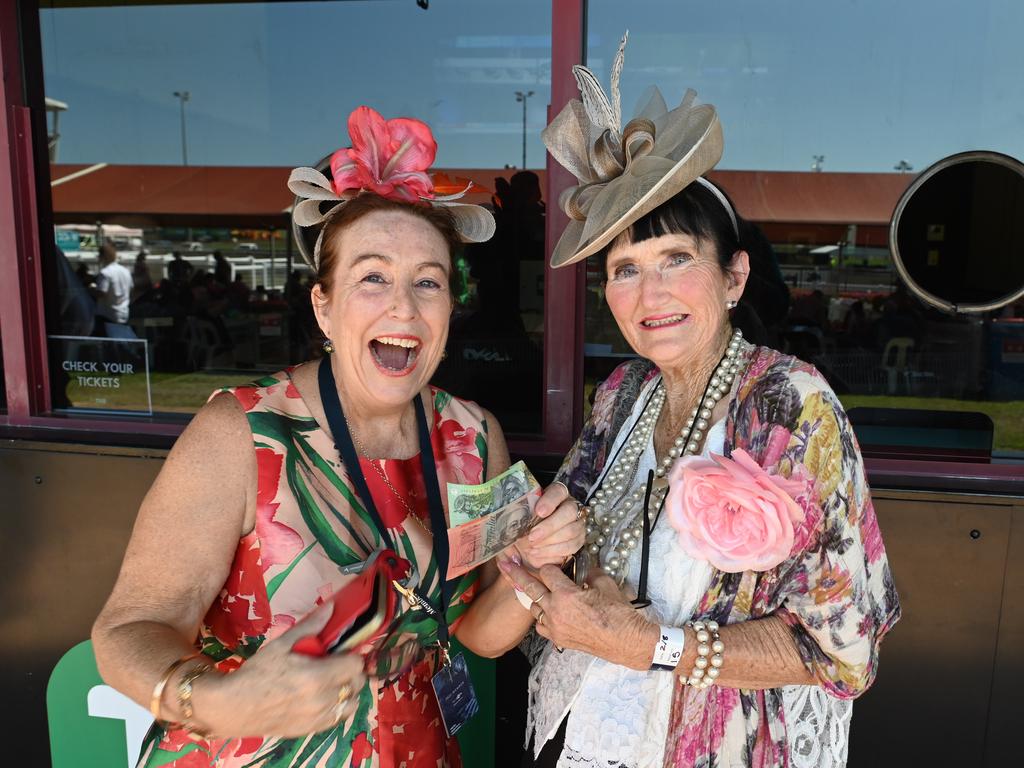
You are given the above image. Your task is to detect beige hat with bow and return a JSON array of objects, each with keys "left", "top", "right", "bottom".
[{"left": 543, "top": 32, "right": 725, "bottom": 268}]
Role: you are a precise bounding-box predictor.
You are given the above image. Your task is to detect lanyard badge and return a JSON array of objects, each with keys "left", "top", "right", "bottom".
[
  {"left": 318, "top": 358, "right": 479, "bottom": 735},
  {"left": 431, "top": 649, "right": 480, "bottom": 738}
]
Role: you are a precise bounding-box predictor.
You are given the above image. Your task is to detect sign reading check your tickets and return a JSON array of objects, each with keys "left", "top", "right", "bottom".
[{"left": 49, "top": 335, "right": 152, "bottom": 415}]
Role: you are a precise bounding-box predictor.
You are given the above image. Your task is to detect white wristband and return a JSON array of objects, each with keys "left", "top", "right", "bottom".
[
  {"left": 514, "top": 588, "right": 535, "bottom": 610},
  {"left": 651, "top": 625, "right": 686, "bottom": 671}
]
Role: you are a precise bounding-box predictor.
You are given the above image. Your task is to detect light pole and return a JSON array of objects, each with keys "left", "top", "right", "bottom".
[
  {"left": 811, "top": 154, "right": 825, "bottom": 172},
  {"left": 172, "top": 90, "right": 190, "bottom": 166},
  {"left": 514, "top": 90, "right": 534, "bottom": 169},
  {"left": 894, "top": 160, "right": 913, "bottom": 173}
]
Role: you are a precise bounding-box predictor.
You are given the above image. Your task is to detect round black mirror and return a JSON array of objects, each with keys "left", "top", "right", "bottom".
[
  {"left": 889, "top": 150, "right": 1024, "bottom": 313},
  {"left": 290, "top": 153, "right": 334, "bottom": 269}
]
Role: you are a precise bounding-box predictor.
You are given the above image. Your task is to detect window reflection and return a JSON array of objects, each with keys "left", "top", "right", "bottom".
[
  {"left": 39, "top": 0, "right": 551, "bottom": 433},
  {"left": 585, "top": 0, "right": 1024, "bottom": 457}
]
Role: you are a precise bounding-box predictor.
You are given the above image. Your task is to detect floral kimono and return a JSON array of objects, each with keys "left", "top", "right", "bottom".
[{"left": 555, "top": 344, "right": 901, "bottom": 768}]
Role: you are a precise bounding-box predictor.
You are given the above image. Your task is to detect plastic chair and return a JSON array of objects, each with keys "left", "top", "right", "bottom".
[{"left": 881, "top": 337, "right": 915, "bottom": 394}]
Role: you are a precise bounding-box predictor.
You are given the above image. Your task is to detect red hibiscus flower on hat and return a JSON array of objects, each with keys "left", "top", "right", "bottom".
[{"left": 330, "top": 106, "right": 437, "bottom": 202}]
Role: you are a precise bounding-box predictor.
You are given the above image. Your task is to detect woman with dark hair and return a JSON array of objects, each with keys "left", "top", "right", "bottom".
[
  {"left": 500, "top": 40, "right": 900, "bottom": 768},
  {"left": 92, "top": 106, "right": 586, "bottom": 768}
]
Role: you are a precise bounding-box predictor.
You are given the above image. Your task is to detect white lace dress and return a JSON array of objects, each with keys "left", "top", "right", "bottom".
[{"left": 526, "top": 376, "right": 852, "bottom": 768}]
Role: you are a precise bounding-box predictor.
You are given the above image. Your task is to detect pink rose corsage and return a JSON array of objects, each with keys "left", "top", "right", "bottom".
[{"left": 665, "top": 448, "right": 806, "bottom": 573}]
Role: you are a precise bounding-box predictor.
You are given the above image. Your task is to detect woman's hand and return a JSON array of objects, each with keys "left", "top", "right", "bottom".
[
  {"left": 512, "top": 482, "right": 587, "bottom": 570},
  {"left": 197, "top": 603, "right": 367, "bottom": 738},
  {"left": 497, "top": 560, "right": 659, "bottom": 671}
]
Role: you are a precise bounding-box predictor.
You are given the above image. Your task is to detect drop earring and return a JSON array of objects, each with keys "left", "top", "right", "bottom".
[
  {"left": 726, "top": 299, "right": 738, "bottom": 309},
  {"left": 322, "top": 338, "right": 335, "bottom": 354}
]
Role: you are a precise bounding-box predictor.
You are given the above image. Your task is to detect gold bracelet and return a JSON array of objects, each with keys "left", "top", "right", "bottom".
[
  {"left": 150, "top": 652, "right": 200, "bottom": 727},
  {"left": 177, "top": 662, "right": 214, "bottom": 737}
]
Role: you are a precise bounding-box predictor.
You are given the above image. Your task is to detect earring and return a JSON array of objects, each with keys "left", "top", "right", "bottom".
[
  {"left": 322, "top": 339, "right": 335, "bottom": 354},
  {"left": 441, "top": 350, "right": 448, "bottom": 361},
  {"left": 726, "top": 300, "right": 738, "bottom": 310}
]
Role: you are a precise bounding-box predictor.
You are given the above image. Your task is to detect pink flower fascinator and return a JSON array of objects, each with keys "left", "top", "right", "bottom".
[{"left": 288, "top": 106, "right": 496, "bottom": 268}]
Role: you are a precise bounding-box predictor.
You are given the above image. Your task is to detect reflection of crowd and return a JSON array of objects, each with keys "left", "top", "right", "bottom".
[
  {"left": 785, "top": 285, "right": 927, "bottom": 356},
  {"left": 432, "top": 170, "right": 545, "bottom": 432},
  {"left": 57, "top": 244, "right": 315, "bottom": 372}
]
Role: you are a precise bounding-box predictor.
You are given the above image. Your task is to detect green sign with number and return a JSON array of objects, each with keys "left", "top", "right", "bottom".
[{"left": 48, "top": 640, "right": 153, "bottom": 768}]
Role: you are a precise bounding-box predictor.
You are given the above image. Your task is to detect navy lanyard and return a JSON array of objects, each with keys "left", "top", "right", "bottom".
[{"left": 317, "top": 357, "right": 453, "bottom": 646}]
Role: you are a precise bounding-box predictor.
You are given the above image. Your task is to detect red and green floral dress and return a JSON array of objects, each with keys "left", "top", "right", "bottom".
[{"left": 137, "top": 368, "right": 489, "bottom": 768}]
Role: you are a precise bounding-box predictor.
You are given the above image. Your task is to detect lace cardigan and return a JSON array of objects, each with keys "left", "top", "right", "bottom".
[{"left": 554, "top": 344, "right": 901, "bottom": 768}]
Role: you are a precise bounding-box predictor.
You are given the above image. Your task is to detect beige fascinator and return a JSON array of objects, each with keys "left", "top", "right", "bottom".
[
  {"left": 289, "top": 105, "right": 496, "bottom": 269},
  {"left": 543, "top": 32, "right": 726, "bottom": 268}
]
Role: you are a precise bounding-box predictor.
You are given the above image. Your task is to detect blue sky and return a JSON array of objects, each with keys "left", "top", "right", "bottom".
[{"left": 40, "top": 0, "right": 1024, "bottom": 173}]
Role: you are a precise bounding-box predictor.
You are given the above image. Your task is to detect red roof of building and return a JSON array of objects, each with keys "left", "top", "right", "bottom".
[
  {"left": 48, "top": 163, "right": 913, "bottom": 229},
  {"left": 709, "top": 170, "right": 912, "bottom": 226}
]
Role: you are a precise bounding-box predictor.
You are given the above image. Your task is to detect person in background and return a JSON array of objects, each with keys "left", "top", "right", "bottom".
[
  {"left": 56, "top": 246, "right": 96, "bottom": 337},
  {"left": 75, "top": 261, "right": 93, "bottom": 288},
  {"left": 132, "top": 249, "right": 154, "bottom": 300},
  {"left": 213, "top": 250, "right": 232, "bottom": 286},
  {"left": 90, "top": 242, "right": 134, "bottom": 330},
  {"left": 167, "top": 250, "right": 194, "bottom": 285}
]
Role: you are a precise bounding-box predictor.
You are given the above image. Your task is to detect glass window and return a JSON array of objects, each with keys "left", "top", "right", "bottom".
[
  {"left": 584, "top": 0, "right": 1024, "bottom": 458},
  {"left": 39, "top": 0, "right": 551, "bottom": 434}
]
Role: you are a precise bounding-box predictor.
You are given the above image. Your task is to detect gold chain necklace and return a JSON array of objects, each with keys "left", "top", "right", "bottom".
[{"left": 346, "top": 418, "right": 434, "bottom": 538}]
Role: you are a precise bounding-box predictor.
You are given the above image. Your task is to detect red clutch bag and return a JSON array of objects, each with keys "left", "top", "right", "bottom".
[{"left": 291, "top": 549, "right": 412, "bottom": 657}]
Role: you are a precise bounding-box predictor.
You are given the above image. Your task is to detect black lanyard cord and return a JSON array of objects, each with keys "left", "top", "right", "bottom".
[
  {"left": 413, "top": 393, "right": 453, "bottom": 646},
  {"left": 632, "top": 469, "right": 655, "bottom": 609},
  {"left": 317, "top": 357, "right": 453, "bottom": 646}
]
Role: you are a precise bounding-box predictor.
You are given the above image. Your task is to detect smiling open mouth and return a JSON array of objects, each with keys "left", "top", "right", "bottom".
[
  {"left": 369, "top": 336, "right": 420, "bottom": 375},
  {"left": 641, "top": 314, "right": 688, "bottom": 329}
]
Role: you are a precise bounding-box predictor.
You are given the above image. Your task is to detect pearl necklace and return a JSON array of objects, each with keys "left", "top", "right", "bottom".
[{"left": 583, "top": 328, "right": 746, "bottom": 582}]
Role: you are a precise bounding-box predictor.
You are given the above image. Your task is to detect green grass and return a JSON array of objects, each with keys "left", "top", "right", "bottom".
[
  {"left": 62, "top": 370, "right": 263, "bottom": 414},
  {"left": 839, "top": 395, "right": 1024, "bottom": 453}
]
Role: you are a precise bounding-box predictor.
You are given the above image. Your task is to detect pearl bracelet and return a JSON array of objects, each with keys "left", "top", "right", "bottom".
[{"left": 685, "top": 619, "right": 724, "bottom": 689}]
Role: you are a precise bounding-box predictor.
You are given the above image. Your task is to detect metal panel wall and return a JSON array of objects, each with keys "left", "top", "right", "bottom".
[
  {"left": 0, "top": 442, "right": 165, "bottom": 757},
  {"left": 849, "top": 490, "right": 1022, "bottom": 767}
]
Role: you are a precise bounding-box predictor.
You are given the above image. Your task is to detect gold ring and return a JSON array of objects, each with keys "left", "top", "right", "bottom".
[
  {"left": 532, "top": 592, "right": 546, "bottom": 604},
  {"left": 535, "top": 608, "right": 546, "bottom": 625},
  {"left": 576, "top": 504, "right": 589, "bottom": 522}
]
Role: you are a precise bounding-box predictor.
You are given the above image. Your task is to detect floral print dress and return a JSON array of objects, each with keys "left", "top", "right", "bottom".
[
  {"left": 550, "top": 343, "right": 901, "bottom": 768},
  {"left": 137, "top": 369, "right": 490, "bottom": 768}
]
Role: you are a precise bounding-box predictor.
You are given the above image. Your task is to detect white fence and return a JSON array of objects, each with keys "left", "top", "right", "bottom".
[{"left": 62, "top": 250, "right": 312, "bottom": 291}]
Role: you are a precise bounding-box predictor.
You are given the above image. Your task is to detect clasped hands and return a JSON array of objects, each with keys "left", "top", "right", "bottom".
[{"left": 498, "top": 481, "right": 659, "bottom": 671}]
